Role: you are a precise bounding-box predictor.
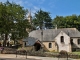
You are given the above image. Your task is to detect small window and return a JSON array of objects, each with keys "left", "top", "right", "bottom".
[
  {"left": 78, "top": 39, "right": 80, "bottom": 44},
  {"left": 61, "top": 36, "right": 64, "bottom": 43},
  {"left": 49, "top": 43, "right": 52, "bottom": 48},
  {"left": 25, "top": 42, "right": 26, "bottom": 47},
  {"left": 70, "top": 39, "right": 73, "bottom": 45}
]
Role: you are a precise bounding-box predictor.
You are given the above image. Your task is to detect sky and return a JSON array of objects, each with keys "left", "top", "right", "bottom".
[{"left": 0, "top": 0, "right": 80, "bottom": 19}]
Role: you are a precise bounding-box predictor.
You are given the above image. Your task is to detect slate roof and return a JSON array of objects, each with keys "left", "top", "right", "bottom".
[
  {"left": 23, "top": 37, "right": 38, "bottom": 46},
  {"left": 29, "top": 28, "right": 80, "bottom": 42}
]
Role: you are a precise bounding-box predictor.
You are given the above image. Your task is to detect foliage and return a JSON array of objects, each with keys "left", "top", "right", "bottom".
[
  {"left": 59, "top": 50, "right": 68, "bottom": 55},
  {"left": 52, "top": 15, "right": 80, "bottom": 31},
  {"left": 0, "top": 1, "right": 31, "bottom": 46},
  {"left": 32, "top": 9, "right": 53, "bottom": 29}
]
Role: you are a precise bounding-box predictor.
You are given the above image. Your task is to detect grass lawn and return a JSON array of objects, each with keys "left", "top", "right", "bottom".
[{"left": 72, "top": 52, "right": 80, "bottom": 55}]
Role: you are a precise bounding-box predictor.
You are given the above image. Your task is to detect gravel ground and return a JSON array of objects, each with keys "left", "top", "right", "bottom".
[{"left": 0, "top": 54, "right": 79, "bottom": 60}]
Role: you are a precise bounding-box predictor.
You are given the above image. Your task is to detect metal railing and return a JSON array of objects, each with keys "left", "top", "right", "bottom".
[{"left": 16, "top": 50, "right": 27, "bottom": 59}]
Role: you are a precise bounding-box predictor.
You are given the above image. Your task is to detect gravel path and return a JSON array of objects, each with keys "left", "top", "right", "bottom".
[{"left": 0, "top": 54, "right": 79, "bottom": 60}]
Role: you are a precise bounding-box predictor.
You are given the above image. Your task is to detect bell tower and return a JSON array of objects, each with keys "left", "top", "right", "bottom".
[
  {"left": 27, "top": 9, "right": 32, "bottom": 24},
  {"left": 26, "top": 9, "right": 32, "bottom": 33}
]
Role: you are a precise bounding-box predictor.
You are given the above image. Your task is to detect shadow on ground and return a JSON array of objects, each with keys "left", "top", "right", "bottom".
[{"left": 0, "top": 58, "right": 41, "bottom": 60}]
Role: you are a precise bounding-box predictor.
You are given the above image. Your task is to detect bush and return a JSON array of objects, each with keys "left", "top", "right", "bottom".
[
  {"left": 59, "top": 50, "right": 68, "bottom": 55},
  {"left": 2, "top": 47, "right": 16, "bottom": 54}
]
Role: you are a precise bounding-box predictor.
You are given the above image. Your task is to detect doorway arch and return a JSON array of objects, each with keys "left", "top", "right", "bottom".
[{"left": 34, "top": 42, "right": 41, "bottom": 51}]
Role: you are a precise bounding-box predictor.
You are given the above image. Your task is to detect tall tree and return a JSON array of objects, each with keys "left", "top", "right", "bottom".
[
  {"left": 33, "top": 9, "right": 52, "bottom": 29},
  {"left": 0, "top": 1, "right": 30, "bottom": 46},
  {"left": 52, "top": 14, "right": 80, "bottom": 31},
  {"left": 52, "top": 16, "right": 64, "bottom": 28}
]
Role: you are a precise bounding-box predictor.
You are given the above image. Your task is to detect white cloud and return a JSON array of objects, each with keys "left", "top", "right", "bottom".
[
  {"left": 30, "top": 6, "right": 40, "bottom": 17},
  {"left": 33, "top": 6, "right": 40, "bottom": 11},
  {"left": 0, "top": 0, "right": 56, "bottom": 18}
]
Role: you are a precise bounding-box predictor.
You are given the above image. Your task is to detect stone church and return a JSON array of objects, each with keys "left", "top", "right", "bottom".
[
  {"left": 23, "top": 10, "right": 80, "bottom": 52},
  {"left": 23, "top": 28, "right": 80, "bottom": 52}
]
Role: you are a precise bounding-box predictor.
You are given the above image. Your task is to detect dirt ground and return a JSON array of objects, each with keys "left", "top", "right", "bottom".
[{"left": 0, "top": 54, "right": 79, "bottom": 60}]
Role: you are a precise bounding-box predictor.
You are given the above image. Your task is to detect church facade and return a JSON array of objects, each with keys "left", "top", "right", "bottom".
[{"left": 23, "top": 28, "right": 80, "bottom": 52}]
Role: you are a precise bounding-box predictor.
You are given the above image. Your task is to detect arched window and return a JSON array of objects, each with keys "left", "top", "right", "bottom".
[
  {"left": 78, "top": 39, "right": 80, "bottom": 44},
  {"left": 61, "top": 36, "right": 64, "bottom": 43},
  {"left": 49, "top": 43, "right": 52, "bottom": 48}
]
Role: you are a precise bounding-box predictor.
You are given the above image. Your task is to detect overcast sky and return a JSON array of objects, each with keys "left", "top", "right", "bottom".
[{"left": 0, "top": 0, "right": 80, "bottom": 19}]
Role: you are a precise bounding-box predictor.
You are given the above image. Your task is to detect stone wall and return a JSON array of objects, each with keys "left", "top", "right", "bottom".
[
  {"left": 43, "top": 41, "right": 56, "bottom": 51},
  {"left": 55, "top": 31, "right": 71, "bottom": 52}
]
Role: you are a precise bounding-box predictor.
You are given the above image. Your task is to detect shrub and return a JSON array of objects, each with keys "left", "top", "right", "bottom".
[{"left": 59, "top": 50, "right": 68, "bottom": 55}]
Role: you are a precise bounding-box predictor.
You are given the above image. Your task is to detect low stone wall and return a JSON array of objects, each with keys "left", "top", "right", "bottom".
[
  {"left": 1, "top": 47, "right": 16, "bottom": 54},
  {"left": 27, "top": 51, "right": 80, "bottom": 59}
]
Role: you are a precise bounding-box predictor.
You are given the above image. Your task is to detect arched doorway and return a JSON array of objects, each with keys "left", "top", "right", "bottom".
[
  {"left": 55, "top": 42, "right": 59, "bottom": 52},
  {"left": 34, "top": 42, "right": 41, "bottom": 51}
]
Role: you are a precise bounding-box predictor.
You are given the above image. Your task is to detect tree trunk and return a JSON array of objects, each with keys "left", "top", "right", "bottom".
[{"left": 3, "top": 34, "right": 8, "bottom": 47}]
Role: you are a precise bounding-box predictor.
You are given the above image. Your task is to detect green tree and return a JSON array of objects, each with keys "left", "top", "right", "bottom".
[
  {"left": 0, "top": 1, "right": 30, "bottom": 46},
  {"left": 52, "top": 16, "right": 64, "bottom": 28},
  {"left": 52, "top": 14, "right": 80, "bottom": 31},
  {"left": 33, "top": 9, "right": 52, "bottom": 29}
]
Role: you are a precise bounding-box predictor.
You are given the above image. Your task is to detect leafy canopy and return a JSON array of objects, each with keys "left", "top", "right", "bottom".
[
  {"left": 52, "top": 14, "right": 80, "bottom": 31},
  {"left": 32, "top": 9, "right": 53, "bottom": 29},
  {"left": 0, "top": 1, "right": 31, "bottom": 41}
]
